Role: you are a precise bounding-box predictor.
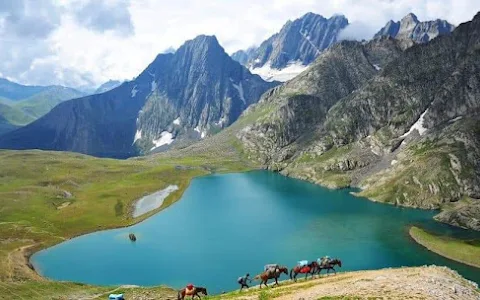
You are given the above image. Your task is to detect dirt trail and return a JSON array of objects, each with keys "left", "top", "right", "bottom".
[
  {"left": 223, "top": 266, "right": 479, "bottom": 300},
  {"left": 6, "top": 244, "right": 44, "bottom": 281}
]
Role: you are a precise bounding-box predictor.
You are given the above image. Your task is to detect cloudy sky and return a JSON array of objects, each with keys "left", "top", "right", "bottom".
[{"left": 0, "top": 0, "right": 479, "bottom": 89}]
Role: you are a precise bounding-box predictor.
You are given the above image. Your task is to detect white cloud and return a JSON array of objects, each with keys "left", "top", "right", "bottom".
[{"left": 0, "top": 0, "right": 479, "bottom": 88}]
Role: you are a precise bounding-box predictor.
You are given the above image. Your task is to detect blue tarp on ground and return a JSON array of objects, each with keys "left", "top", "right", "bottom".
[{"left": 109, "top": 294, "right": 124, "bottom": 300}]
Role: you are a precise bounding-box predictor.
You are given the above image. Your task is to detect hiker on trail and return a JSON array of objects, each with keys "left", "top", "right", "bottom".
[{"left": 237, "top": 273, "right": 251, "bottom": 291}]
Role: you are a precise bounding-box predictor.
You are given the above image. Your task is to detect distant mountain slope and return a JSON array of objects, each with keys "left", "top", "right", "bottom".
[
  {"left": 94, "top": 80, "right": 123, "bottom": 94},
  {"left": 0, "top": 78, "right": 48, "bottom": 101},
  {"left": 374, "top": 13, "right": 455, "bottom": 48},
  {"left": 0, "top": 78, "right": 86, "bottom": 127},
  {"left": 14, "top": 86, "right": 86, "bottom": 120},
  {"left": 233, "top": 13, "right": 348, "bottom": 82},
  {"left": 0, "top": 102, "right": 35, "bottom": 126},
  {"left": 0, "top": 35, "right": 277, "bottom": 158},
  {"left": 0, "top": 104, "right": 21, "bottom": 135},
  {"left": 231, "top": 48, "right": 256, "bottom": 65}
]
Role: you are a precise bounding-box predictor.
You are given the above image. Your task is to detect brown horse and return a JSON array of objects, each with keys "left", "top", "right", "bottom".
[
  {"left": 316, "top": 258, "right": 342, "bottom": 275},
  {"left": 177, "top": 286, "right": 208, "bottom": 299},
  {"left": 290, "top": 262, "right": 318, "bottom": 282},
  {"left": 254, "top": 266, "right": 289, "bottom": 288}
]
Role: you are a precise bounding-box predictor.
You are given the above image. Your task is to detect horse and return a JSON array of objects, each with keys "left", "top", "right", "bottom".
[
  {"left": 177, "top": 286, "right": 208, "bottom": 299},
  {"left": 253, "top": 266, "right": 289, "bottom": 288},
  {"left": 290, "top": 261, "right": 318, "bottom": 282},
  {"left": 316, "top": 258, "right": 342, "bottom": 275}
]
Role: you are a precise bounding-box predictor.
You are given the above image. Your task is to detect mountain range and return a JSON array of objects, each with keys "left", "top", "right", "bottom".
[
  {"left": 232, "top": 13, "right": 349, "bottom": 82},
  {"left": 232, "top": 12, "right": 455, "bottom": 82},
  {"left": 0, "top": 35, "right": 276, "bottom": 158},
  {"left": 0, "top": 80, "right": 85, "bottom": 134}
]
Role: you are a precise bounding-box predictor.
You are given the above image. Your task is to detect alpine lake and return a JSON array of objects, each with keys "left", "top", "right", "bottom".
[{"left": 31, "top": 171, "right": 480, "bottom": 294}]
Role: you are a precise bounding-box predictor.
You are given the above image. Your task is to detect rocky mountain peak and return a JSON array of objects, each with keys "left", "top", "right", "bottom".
[
  {"left": 232, "top": 12, "right": 348, "bottom": 82},
  {"left": 401, "top": 13, "right": 419, "bottom": 24},
  {"left": 374, "top": 13, "right": 455, "bottom": 47},
  {"left": 180, "top": 35, "right": 222, "bottom": 52}
]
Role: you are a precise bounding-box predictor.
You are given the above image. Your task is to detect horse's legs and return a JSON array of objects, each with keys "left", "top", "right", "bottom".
[
  {"left": 332, "top": 267, "right": 336, "bottom": 275},
  {"left": 179, "top": 291, "right": 185, "bottom": 300},
  {"left": 275, "top": 277, "right": 279, "bottom": 286}
]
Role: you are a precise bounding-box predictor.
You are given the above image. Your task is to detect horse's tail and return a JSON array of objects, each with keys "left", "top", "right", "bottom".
[
  {"left": 177, "top": 290, "right": 182, "bottom": 300},
  {"left": 289, "top": 268, "right": 294, "bottom": 280}
]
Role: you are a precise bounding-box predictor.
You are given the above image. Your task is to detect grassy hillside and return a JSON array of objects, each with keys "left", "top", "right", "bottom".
[
  {"left": 14, "top": 87, "right": 85, "bottom": 120},
  {"left": 0, "top": 86, "right": 85, "bottom": 128},
  {"left": 409, "top": 226, "right": 480, "bottom": 268},
  {"left": 0, "top": 102, "right": 35, "bottom": 126}
]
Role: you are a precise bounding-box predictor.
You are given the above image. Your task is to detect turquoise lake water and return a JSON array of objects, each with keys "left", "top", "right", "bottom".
[{"left": 31, "top": 171, "right": 480, "bottom": 294}]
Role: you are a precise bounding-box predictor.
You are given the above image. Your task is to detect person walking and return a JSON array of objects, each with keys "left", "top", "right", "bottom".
[{"left": 237, "top": 273, "right": 251, "bottom": 291}]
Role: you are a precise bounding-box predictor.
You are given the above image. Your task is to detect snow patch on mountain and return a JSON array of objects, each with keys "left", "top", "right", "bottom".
[
  {"left": 194, "top": 125, "right": 206, "bottom": 139},
  {"left": 131, "top": 85, "right": 138, "bottom": 97},
  {"left": 151, "top": 131, "right": 174, "bottom": 150},
  {"left": 250, "top": 61, "right": 309, "bottom": 82},
  {"left": 215, "top": 115, "right": 227, "bottom": 127},
  {"left": 300, "top": 29, "right": 322, "bottom": 54},
  {"left": 133, "top": 129, "right": 142, "bottom": 144},
  {"left": 401, "top": 109, "right": 429, "bottom": 138},
  {"left": 232, "top": 82, "right": 246, "bottom": 104}
]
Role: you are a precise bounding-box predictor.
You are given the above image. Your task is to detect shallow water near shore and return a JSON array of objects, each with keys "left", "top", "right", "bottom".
[{"left": 31, "top": 171, "right": 480, "bottom": 294}]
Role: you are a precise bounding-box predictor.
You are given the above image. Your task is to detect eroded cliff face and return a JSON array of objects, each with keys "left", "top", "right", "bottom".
[{"left": 235, "top": 13, "right": 480, "bottom": 230}]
